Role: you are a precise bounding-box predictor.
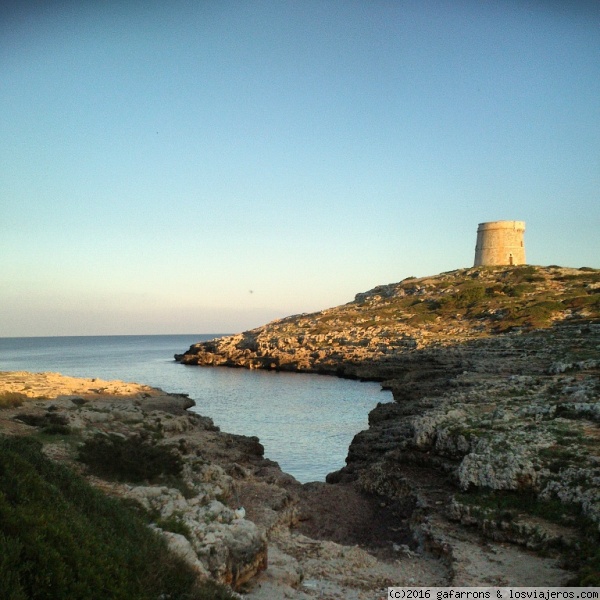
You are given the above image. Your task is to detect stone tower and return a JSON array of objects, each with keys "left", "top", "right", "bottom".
[{"left": 473, "top": 221, "right": 526, "bottom": 266}]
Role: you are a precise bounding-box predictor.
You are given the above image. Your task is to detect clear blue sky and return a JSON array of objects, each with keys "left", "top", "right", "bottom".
[{"left": 1, "top": 1, "right": 599, "bottom": 336}]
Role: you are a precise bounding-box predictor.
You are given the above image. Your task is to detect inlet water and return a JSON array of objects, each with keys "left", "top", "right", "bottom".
[{"left": 0, "top": 335, "right": 392, "bottom": 482}]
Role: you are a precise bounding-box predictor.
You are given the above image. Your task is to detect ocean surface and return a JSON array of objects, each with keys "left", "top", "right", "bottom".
[{"left": 0, "top": 335, "right": 392, "bottom": 483}]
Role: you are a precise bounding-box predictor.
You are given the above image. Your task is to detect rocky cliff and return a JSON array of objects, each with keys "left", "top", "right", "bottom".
[{"left": 176, "top": 265, "right": 600, "bottom": 585}]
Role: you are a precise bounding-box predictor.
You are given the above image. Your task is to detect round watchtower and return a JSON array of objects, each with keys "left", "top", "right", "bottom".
[{"left": 473, "top": 221, "right": 526, "bottom": 266}]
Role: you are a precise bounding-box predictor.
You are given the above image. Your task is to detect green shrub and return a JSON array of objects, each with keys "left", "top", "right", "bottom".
[
  {"left": 503, "top": 283, "right": 532, "bottom": 297},
  {"left": 13, "top": 412, "right": 72, "bottom": 436},
  {"left": 156, "top": 513, "right": 192, "bottom": 539},
  {"left": 539, "top": 445, "right": 585, "bottom": 473},
  {"left": 78, "top": 432, "right": 183, "bottom": 483},
  {"left": 485, "top": 284, "right": 503, "bottom": 297},
  {"left": 522, "top": 300, "right": 564, "bottom": 324},
  {"left": 557, "top": 272, "right": 600, "bottom": 283},
  {"left": 576, "top": 542, "right": 600, "bottom": 585},
  {"left": 455, "top": 285, "right": 486, "bottom": 307},
  {"left": 508, "top": 266, "right": 544, "bottom": 283},
  {"left": 0, "top": 435, "right": 236, "bottom": 600},
  {"left": 40, "top": 424, "right": 72, "bottom": 435},
  {"left": 565, "top": 296, "right": 600, "bottom": 310},
  {"left": 15, "top": 412, "right": 69, "bottom": 428},
  {"left": 408, "top": 313, "right": 437, "bottom": 325}
]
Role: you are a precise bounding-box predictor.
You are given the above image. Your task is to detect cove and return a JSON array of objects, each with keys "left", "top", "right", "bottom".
[{"left": 0, "top": 334, "right": 392, "bottom": 482}]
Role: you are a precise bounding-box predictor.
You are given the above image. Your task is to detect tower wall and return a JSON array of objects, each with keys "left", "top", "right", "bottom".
[{"left": 474, "top": 221, "right": 526, "bottom": 266}]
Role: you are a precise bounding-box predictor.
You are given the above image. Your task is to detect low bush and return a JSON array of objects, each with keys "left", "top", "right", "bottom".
[
  {"left": 78, "top": 432, "right": 183, "bottom": 483},
  {"left": 0, "top": 435, "right": 236, "bottom": 600},
  {"left": 13, "top": 412, "right": 71, "bottom": 436},
  {"left": 565, "top": 296, "right": 600, "bottom": 311},
  {"left": 15, "top": 412, "right": 68, "bottom": 428},
  {"left": 0, "top": 392, "right": 27, "bottom": 408},
  {"left": 455, "top": 285, "right": 486, "bottom": 307},
  {"left": 40, "top": 424, "right": 72, "bottom": 435},
  {"left": 156, "top": 513, "right": 193, "bottom": 539},
  {"left": 408, "top": 313, "right": 437, "bottom": 325},
  {"left": 504, "top": 283, "right": 532, "bottom": 297},
  {"left": 557, "top": 272, "right": 600, "bottom": 283},
  {"left": 508, "top": 266, "right": 545, "bottom": 283},
  {"left": 521, "top": 300, "right": 564, "bottom": 327}
]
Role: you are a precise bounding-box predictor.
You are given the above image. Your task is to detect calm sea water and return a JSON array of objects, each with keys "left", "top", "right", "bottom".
[{"left": 0, "top": 335, "right": 391, "bottom": 483}]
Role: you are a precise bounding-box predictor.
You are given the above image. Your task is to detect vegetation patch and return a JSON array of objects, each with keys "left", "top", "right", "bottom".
[
  {"left": 456, "top": 489, "right": 579, "bottom": 526},
  {"left": 408, "top": 312, "right": 437, "bottom": 325},
  {"left": 506, "top": 266, "right": 546, "bottom": 283},
  {"left": 0, "top": 435, "right": 236, "bottom": 600},
  {"left": 564, "top": 295, "right": 600, "bottom": 310},
  {"left": 14, "top": 412, "right": 71, "bottom": 435},
  {"left": 0, "top": 392, "right": 27, "bottom": 409},
  {"left": 155, "top": 512, "right": 193, "bottom": 539},
  {"left": 539, "top": 445, "right": 586, "bottom": 473},
  {"left": 78, "top": 432, "right": 184, "bottom": 484},
  {"left": 455, "top": 284, "right": 486, "bottom": 307},
  {"left": 557, "top": 272, "right": 600, "bottom": 282}
]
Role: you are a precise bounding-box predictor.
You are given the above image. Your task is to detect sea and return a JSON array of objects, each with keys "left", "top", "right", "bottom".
[{"left": 0, "top": 334, "right": 392, "bottom": 483}]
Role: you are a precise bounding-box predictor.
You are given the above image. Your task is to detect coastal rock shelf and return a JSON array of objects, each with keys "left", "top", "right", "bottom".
[{"left": 330, "top": 323, "right": 600, "bottom": 581}]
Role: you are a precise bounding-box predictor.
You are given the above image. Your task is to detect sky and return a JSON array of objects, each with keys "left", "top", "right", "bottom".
[{"left": 1, "top": 0, "right": 599, "bottom": 337}]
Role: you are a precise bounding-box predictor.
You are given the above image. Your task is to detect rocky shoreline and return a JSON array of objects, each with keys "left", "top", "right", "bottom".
[
  {"left": 2, "top": 266, "right": 599, "bottom": 594},
  {"left": 175, "top": 266, "right": 600, "bottom": 380},
  {"left": 1, "top": 338, "right": 596, "bottom": 596},
  {"left": 0, "top": 372, "right": 448, "bottom": 598},
  {"left": 173, "top": 265, "right": 600, "bottom": 588}
]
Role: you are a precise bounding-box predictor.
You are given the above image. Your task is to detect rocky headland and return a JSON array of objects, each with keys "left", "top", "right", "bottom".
[
  {"left": 176, "top": 265, "right": 600, "bottom": 380},
  {"left": 176, "top": 265, "right": 600, "bottom": 587}
]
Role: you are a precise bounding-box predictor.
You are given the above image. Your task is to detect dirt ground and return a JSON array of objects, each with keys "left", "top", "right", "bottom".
[{"left": 295, "top": 481, "right": 415, "bottom": 555}]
